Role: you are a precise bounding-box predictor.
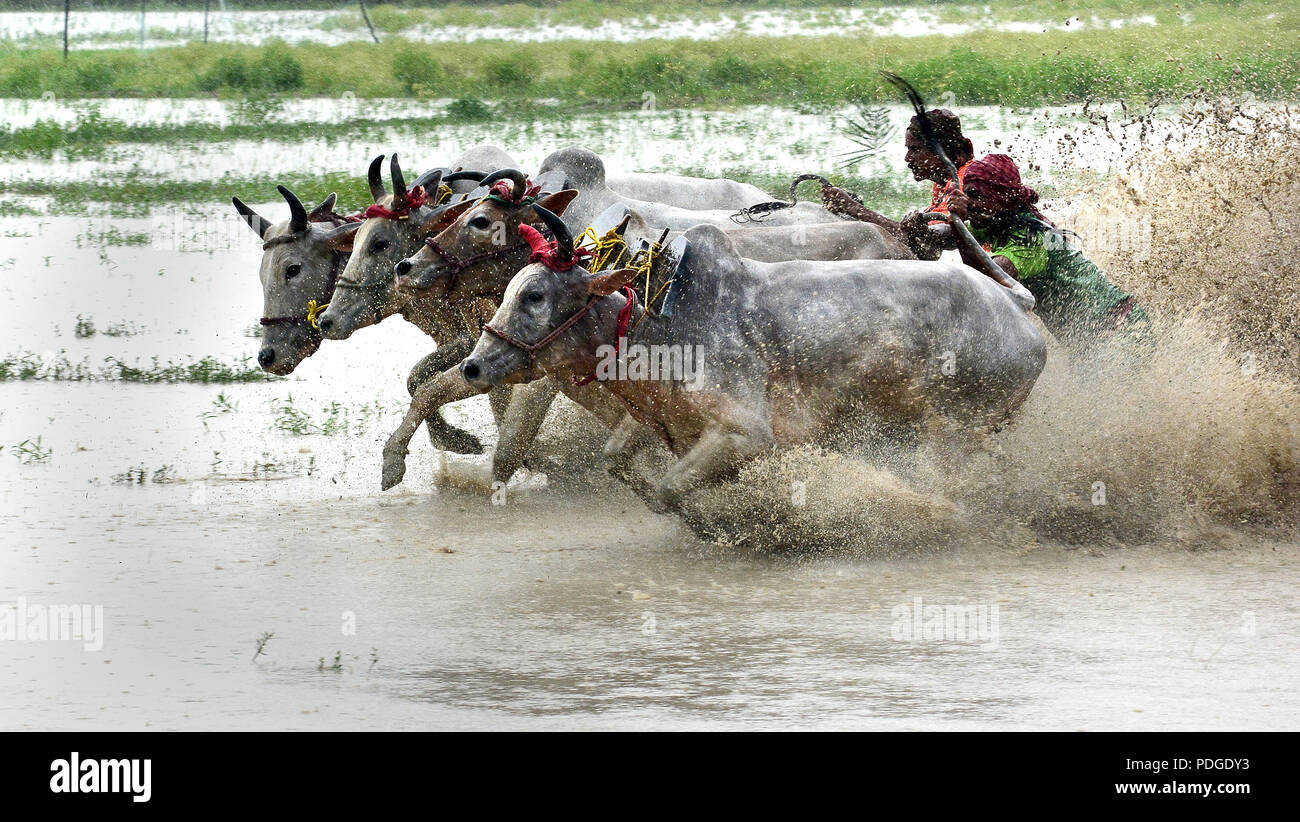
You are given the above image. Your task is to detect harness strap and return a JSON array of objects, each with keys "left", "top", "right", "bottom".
[
  {"left": 573, "top": 287, "right": 637, "bottom": 386},
  {"left": 482, "top": 294, "right": 599, "bottom": 366},
  {"left": 423, "top": 227, "right": 554, "bottom": 302}
]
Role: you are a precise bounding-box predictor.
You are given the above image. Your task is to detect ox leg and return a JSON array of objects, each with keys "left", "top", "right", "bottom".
[
  {"left": 602, "top": 415, "right": 666, "bottom": 512},
  {"left": 558, "top": 380, "right": 665, "bottom": 501},
  {"left": 653, "top": 425, "right": 772, "bottom": 537},
  {"left": 486, "top": 384, "right": 513, "bottom": 428},
  {"left": 383, "top": 366, "right": 482, "bottom": 491},
  {"left": 491, "top": 378, "right": 561, "bottom": 485},
  {"left": 407, "top": 344, "right": 482, "bottom": 455}
]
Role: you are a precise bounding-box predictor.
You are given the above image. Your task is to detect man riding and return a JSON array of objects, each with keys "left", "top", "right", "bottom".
[
  {"left": 823, "top": 108, "right": 977, "bottom": 259},
  {"left": 946, "top": 154, "right": 1149, "bottom": 345}
]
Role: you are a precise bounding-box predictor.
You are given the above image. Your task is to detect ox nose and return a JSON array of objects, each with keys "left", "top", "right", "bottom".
[
  {"left": 394, "top": 259, "right": 413, "bottom": 277},
  {"left": 316, "top": 316, "right": 333, "bottom": 333},
  {"left": 460, "top": 359, "right": 481, "bottom": 382},
  {"left": 258, "top": 347, "right": 275, "bottom": 368}
]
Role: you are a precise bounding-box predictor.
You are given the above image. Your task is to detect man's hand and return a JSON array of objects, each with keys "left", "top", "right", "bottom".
[
  {"left": 899, "top": 210, "right": 930, "bottom": 237},
  {"left": 945, "top": 188, "right": 971, "bottom": 220},
  {"left": 821, "top": 186, "right": 861, "bottom": 217}
]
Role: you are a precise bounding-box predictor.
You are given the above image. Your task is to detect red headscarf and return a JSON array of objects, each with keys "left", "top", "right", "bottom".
[{"left": 962, "top": 154, "right": 1051, "bottom": 224}]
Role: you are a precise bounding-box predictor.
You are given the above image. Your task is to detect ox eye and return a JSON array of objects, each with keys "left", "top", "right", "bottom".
[
  {"left": 284, "top": 264, "right": 301, "bottom": 280},
  {"left": 370, "top": 239, "right": 390, "bottom": 253},
  {"left": 525, "top": 290, "right": 545, "bottom": 304},
  {"left": 469, "top": 216, "right": 492, "bottom": 230}
]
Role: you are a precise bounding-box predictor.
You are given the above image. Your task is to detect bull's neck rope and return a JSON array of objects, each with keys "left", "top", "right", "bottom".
[{"left": 483, "top": 286, "right": 638, "bottom": 387}]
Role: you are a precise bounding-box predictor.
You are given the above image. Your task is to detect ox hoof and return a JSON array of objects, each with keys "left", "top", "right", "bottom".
[
  {"left": 381, "top": 454, "right": 407, "bottom": 491},
  {"left": 428, "top": 424, "right": 484, "bottom": 455}
]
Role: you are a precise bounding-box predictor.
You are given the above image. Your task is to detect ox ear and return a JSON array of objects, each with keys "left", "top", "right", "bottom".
[
  {"left": 323, "top": 221, "right": 360, "bottom": 252},
  {"left": 587, "top": 267, "right": 638, "bottom": 297},
  {"left": 307, "top": 192, "right": 338, "bottom": 221},
  {"left": 534, "top": 189, "right": 579, "bottom": 217},
  {"left": 418, "top": 198, "right": 476, "bottom": 233}
]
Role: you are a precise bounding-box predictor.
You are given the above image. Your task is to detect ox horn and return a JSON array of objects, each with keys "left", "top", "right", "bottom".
[
  {"left": 232, "top": 196, "right": 272, "bottom": 239},
  {"left": 368, "top": 154, "right": 387, "bottom": 202},
  {"left": 278, "top": 185, "right": 309, "bottom": 233},
  {"left": 307, "top": 192, "right": 338, "bottom": 222},
  {"left": 480, "top": 168, "right": 528, "bottom": 201},
  {"left": 531, "top": 205, "right": 573, "bottom": 263},
  {"left": 390, "top": 153, "right": 408, "bottom": 209}
]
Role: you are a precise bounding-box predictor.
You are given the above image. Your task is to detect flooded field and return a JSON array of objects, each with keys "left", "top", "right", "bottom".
[{"left": 1, "top": 5, "right": 1162, "bottom": 49}]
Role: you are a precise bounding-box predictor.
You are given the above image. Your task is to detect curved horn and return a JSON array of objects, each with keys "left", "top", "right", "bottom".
[
  {"left": 232, "top": 196, "right": 272, "bottom": 239},
  {"left": 368, "top": 154, "right": 387, "bottom": 202},
  {"left": 480, "top": 168, "right": 528, "bottom": 201},
  {"left": 531, "top": 205, "right": 573, "bottom": 262},
  {"left": 443, "top": 169, "right": 489, "bottom": 183},
  {"left": 390, "top": 153, "right": 408, "bottom": 208},
  {"left": 278, "top": 185, "right": 308, "bottom": 233},
  {"left": 307, "top": 192, "right": 338, "bottom": 222}
]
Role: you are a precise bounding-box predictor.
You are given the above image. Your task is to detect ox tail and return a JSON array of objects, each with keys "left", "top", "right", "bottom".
[{"left": 729, "top": 173, "right": 837, "bottom": 224}]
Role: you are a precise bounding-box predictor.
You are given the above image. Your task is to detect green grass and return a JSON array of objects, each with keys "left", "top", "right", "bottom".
[
  {"left": 0, "top": 350, "right": 278, "bottom": 383},
  {"left": 1, "top": 1, "right": 1294, "bottom": 106}
]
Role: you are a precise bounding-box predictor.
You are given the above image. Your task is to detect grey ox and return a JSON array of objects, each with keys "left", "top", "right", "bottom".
[
  {"left": 456, "top": 208, "right": 1047, "bottom": 518},
  {"left": 378, "top": 166, "right": 913, "bottom": 490}
]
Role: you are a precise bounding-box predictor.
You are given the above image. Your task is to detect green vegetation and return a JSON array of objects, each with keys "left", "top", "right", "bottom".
[
  {"left": 1, "top": 1, "right": 1294, "bottom": 106},
  {"left": 0, "top": 350, "right": 278, "bottom": 383},
  {"left": 11, "top": 436, "right": 53, "bottom": 465},
  {"left": 271, "top": 394, "right": 350, "bottom": 436},
  {"left": 270, "top": 394, "right": 390, "bottom": 436}
]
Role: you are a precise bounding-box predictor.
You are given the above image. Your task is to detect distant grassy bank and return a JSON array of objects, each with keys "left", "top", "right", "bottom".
[{"left": 1, "top": 4, "right": 1295, "bottom": 107}]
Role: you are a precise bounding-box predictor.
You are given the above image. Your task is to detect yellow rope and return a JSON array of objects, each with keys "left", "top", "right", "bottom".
[
  {"left": 578, "top": 226, "right": 631, "bottom": 272},
  {"left": 307, "top": 299, "right": 329, "bottom": 330},
  {"left": 435, "top": 184, "right": 453, "bottom": 206},
  {"left": 627, "top": 240, "right": 671, "bottom": 334}
]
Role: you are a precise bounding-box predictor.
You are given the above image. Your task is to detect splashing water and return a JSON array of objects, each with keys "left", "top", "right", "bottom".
[{"left": 685, "top": 110, "right": 1300, "bottom": 554}]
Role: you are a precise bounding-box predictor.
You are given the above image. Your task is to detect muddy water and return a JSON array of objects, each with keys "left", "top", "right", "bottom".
[
  {"left": 5, "top": 94, "right": 1300, "bottom": 729},
  {"left": 4, "top": 466, "right": 1298, "bottom": 731},
  {"left": 4, "top": 100, "right": 1230, "bottom": 192},
  {"left": 0, "top": 206, "right": 1297, "bottom": 730}
]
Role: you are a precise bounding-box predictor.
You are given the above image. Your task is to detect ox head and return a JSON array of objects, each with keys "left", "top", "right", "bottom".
[
  {"left": 459, "top": 206, "right": 637, "bottom": 390},
  {"left": 316, "top": 155, "right": 481, "bottom": 339},
  {"left": 536, "top": 146, "right": 607, "bottom": 191},
  {"left": 232, "top": 186, "right": 359, "bottom": 375},
  {"left": 392, "top": 168, "right": 578, "bottom": 300}
]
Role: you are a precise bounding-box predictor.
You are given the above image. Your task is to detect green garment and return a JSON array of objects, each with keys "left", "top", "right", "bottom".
[{"left": 973, "top": 214, "right": 1148, "bottom": 343}]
